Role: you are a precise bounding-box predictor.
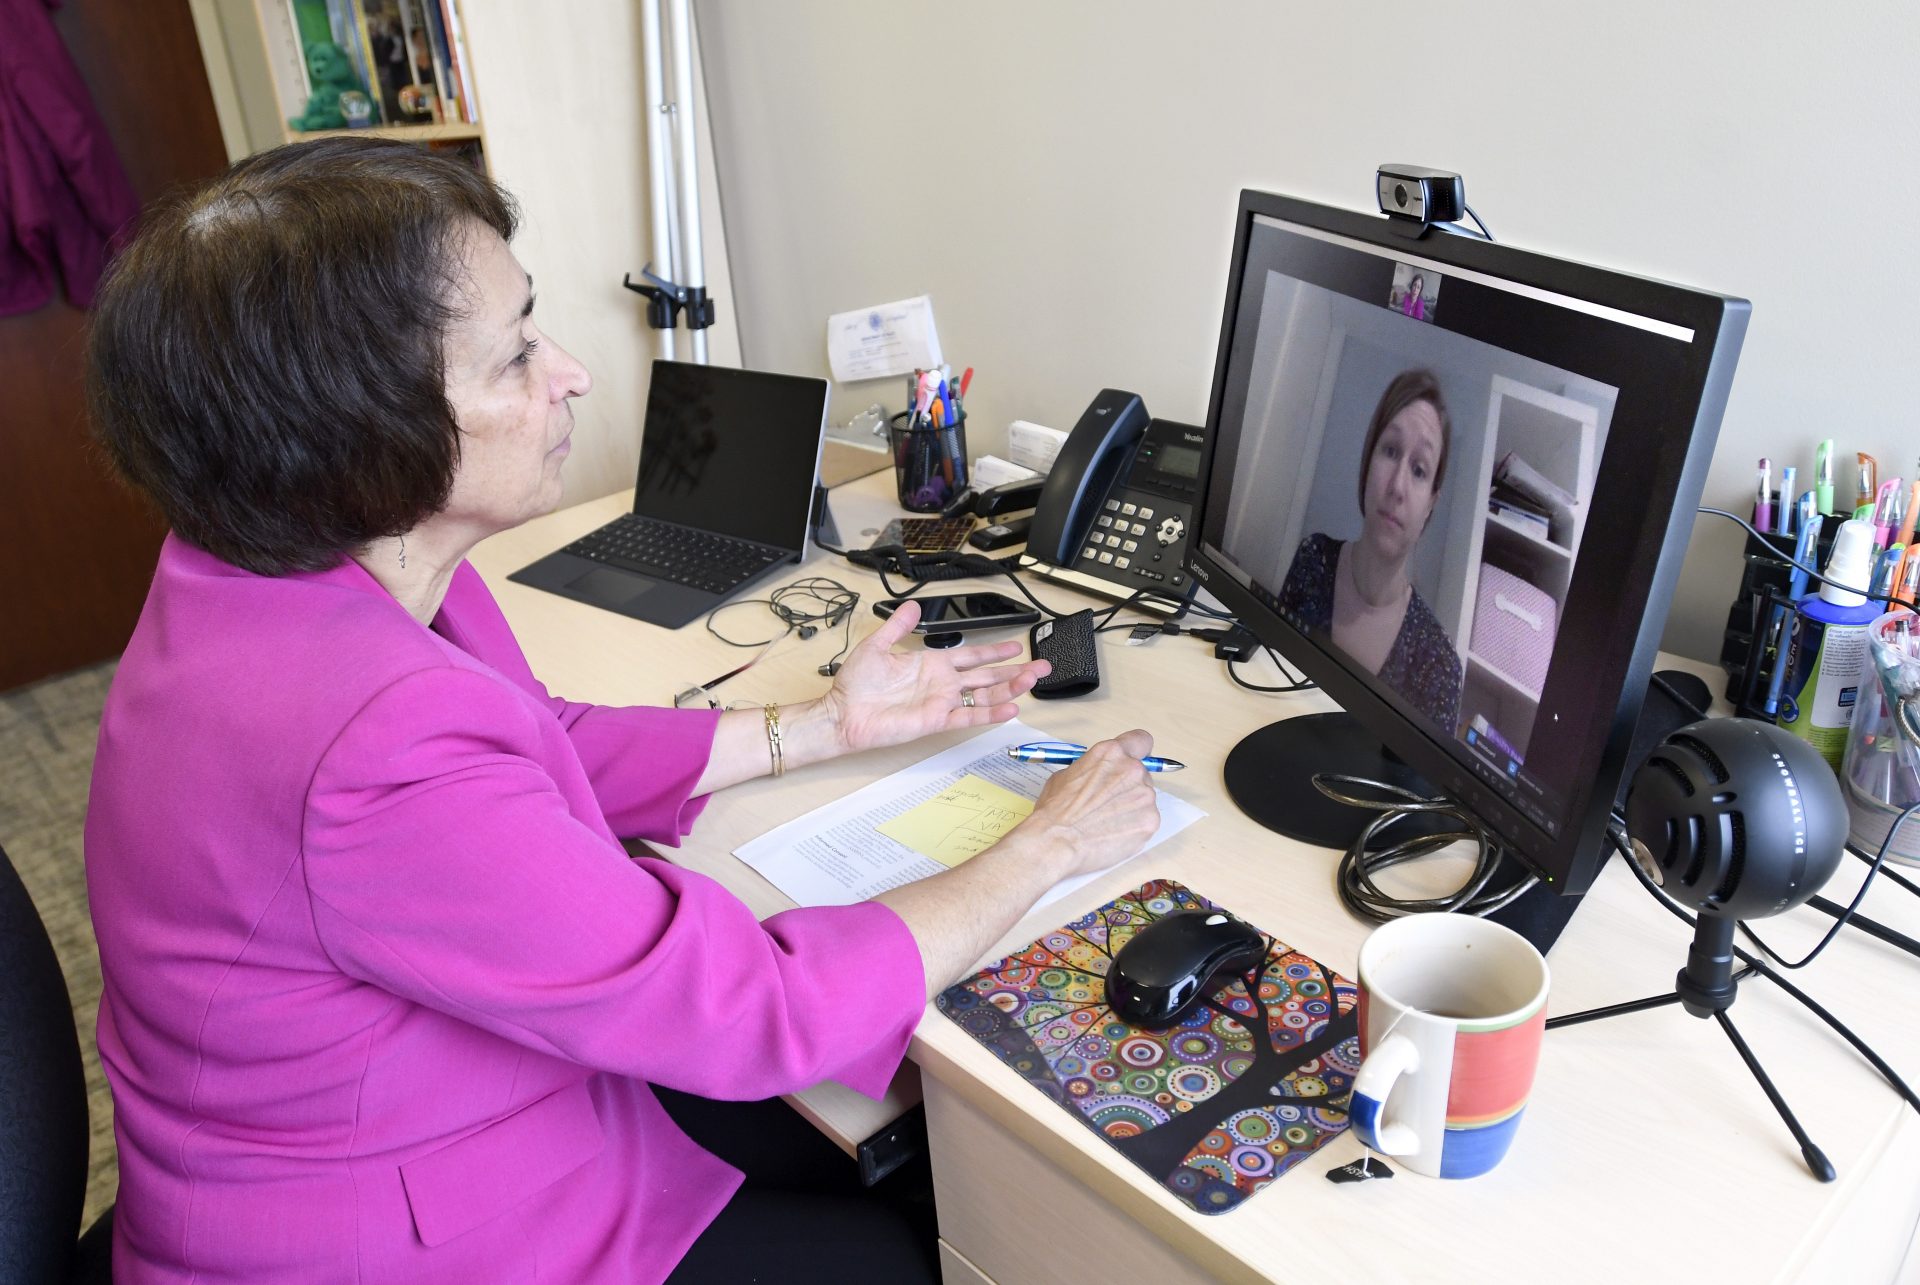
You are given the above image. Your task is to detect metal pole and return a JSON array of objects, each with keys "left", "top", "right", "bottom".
[
  {"left": 666, "top": 0, "right": 705, "bottom": 364},
  {"left": 639, "top": 0, "right": 676, "bottom": 362}
]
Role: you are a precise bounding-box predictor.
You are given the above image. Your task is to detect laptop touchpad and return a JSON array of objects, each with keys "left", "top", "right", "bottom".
[{"left": 566, "top": 567, "right": 654, "bottom": 603}]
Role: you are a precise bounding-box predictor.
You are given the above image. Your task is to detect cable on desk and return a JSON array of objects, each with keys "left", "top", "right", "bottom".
[
  {"left": 1698, "top": 506, "right": 1901, "bottom": 606},
  {"left": 1227, "top": 646, "right": 1313, "bottom": 694},
  {"left": 1851, "top": 845, "right": 1920, "bottom": 900},
  {"left": 1316, "top": 774, "right": 1535, "bottom": 922},
  {"left": 1735, "top": 800, "right": 1920, "bottom": 971},
  {"left": 1604, "top": 815, "right": 1920, "bottom": 1115},
  {"left": 683, "top": 576, "right": 861, "bottom": 702}
]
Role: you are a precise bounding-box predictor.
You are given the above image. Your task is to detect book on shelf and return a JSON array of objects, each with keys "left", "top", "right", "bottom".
[
  {"left": 410, "top": 0, "right": 461, "bottom": 123},
  {"left": 1493, "top": 451, "right": 1577, "bottom": 516},
  {"left": 437, "top": 0, "right": 480, "bottom": 123},
  {"left": 1488, "top": 499, "right": 1552, "bottom": 538},
  {"left": 1488, "top": 480, "right": 1550, "bottom": 518},
  {"left": 324, "top": 0, "right": 383, "bottom": 123},
  {"left": 355, "top": 0, "right": 417, "bottom": 126}
]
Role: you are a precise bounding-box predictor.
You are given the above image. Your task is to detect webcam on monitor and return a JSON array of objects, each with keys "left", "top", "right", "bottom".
[{"left": 1377, "top": 163, "right": 1466, "bottom": 232}]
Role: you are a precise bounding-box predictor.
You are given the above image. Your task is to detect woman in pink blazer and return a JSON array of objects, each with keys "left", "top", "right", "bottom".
[{"left": 83, "top": 138, "right": 1162, "bottom": 1283}]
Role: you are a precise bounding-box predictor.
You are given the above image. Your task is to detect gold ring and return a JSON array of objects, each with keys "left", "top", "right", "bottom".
[{"left": 960, "top": 689, "right": 976, "bottom": 708}]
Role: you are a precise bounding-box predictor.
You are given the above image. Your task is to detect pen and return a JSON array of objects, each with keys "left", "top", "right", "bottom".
[
  {"left": 1007, "top": 742, "right": 1186, "bottom": 773},
  {"left": 1764, "top": 491, "right": 1820, "bottom": 716},
  {"left": 1754, "top": 457, "right": 1773, "bottom": 534},
  {"left": 1873, "top": 545, "right": 1905, "bottom": 598},
  {"left": 1779, "top": 466, "right": 1797, "bottom": 536},
  {"left": 959, "top": 366, "right": 974, "bottom": 399},
  {"left": 1815, "top": 439, "right": 1835, "bottom": 516},
  {"left": 1857, "top": 452, "right": 1879, "bottom": 513}
]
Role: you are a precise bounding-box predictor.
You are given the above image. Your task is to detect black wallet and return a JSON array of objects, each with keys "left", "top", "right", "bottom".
[{"left": 1029, "top": 610, "right": 1100, "bottom": 699}]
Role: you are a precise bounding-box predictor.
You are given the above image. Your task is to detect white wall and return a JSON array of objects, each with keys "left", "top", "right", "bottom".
[
  {"left": 454, "top": 0, "right": 741, "bottom": 510},
  {"left": 695, "top": 0, "right": 1920, "bottom": 662}
]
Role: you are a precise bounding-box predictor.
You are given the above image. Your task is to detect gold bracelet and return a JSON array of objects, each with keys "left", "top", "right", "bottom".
[{"left": 763, "top": 703, "right": 784, "bottom": 777}]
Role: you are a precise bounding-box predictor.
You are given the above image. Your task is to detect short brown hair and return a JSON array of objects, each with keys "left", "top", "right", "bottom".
[
  {"left": 88, "top": 137, "right": 518, "bottom": 575},
  {"left": 1357, "top": 368, "right": 1451, "bottom": 513}
]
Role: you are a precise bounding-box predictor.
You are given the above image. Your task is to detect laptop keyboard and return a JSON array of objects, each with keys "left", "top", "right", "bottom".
[{"left": 564, "top": 514, "right": 785, "bottom": 595}]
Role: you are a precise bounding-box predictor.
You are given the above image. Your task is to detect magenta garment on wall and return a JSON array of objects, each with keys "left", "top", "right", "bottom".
[{"left": 0, "top": 0, "right": 142, "bottom": 314}]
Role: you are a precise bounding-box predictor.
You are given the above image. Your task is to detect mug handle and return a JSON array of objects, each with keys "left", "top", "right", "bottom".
[{"left": 1349, "top": 1032, "right": 1422, "bottom": 1156}]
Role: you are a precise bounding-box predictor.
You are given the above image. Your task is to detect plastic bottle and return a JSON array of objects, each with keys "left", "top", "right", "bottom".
[{"left": 1778, "top": 518, "right": 1881, "bottom": 770}]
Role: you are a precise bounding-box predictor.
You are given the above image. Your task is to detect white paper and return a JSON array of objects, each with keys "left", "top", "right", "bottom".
[
  {"left": 970, "top": 454, "right": 1040, "bottom": 489},
  {"left": 826, "top": 295, "right": 943, "bottom": 383},
  {"left": 1007, "top": 419, "right": 1069, "bottom": 474},
  {"left": 734, "top": 721, "right": 1206, "bottom": 910}
]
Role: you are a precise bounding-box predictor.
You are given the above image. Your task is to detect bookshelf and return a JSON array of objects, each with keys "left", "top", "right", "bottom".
[
  {"left": 194, "top": 0, "right": 488, "bottom": 170},
  {"left": 1456, "top": 376, "right": 1599, "bottom": 760}
]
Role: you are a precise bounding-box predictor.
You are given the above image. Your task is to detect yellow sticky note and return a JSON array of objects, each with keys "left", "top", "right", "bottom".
[{"left": 877, "top": 774, "right": 1036, "bottom": 868}]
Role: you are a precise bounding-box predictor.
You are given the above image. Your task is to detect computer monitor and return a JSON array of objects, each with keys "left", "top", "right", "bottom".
[{"left": 1187, "top": 189, "right": 1748, "bottom": 895}]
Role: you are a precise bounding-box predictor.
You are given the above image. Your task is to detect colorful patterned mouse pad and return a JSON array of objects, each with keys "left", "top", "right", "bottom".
[{"left": 936, "top": 879, "right": 1360, "bottom": 1215}]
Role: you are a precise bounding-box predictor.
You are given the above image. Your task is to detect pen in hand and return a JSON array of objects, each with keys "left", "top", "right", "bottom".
[{"left": 1007, "top": 741, "right": 1185, "bottom": 773}]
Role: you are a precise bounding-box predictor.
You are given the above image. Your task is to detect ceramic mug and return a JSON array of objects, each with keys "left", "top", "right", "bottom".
[{"left": 1348, "top": 913, "right": 1550, "bottom": 1178}]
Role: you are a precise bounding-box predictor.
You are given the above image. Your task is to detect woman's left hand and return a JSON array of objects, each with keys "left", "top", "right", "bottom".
[{"left": 820, "top": 598, "right": 1052, "bottom": 753}]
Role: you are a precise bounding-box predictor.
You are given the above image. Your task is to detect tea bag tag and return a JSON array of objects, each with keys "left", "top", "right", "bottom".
[{"left": 1326, "top": 1154, "right": 1394, "bottom": 1183}]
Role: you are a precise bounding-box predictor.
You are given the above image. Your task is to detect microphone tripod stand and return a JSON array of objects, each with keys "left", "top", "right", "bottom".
[{"left": 1548, "top": 853, "right": 1920, "bottom": 1183}]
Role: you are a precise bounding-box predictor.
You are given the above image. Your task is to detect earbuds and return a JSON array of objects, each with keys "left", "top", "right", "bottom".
[
  {"left": 798, "top": 625, "right": 817, "bottom": 640},
  {"left": 818, "top": 662, "right": 841, "bottom": 677}
]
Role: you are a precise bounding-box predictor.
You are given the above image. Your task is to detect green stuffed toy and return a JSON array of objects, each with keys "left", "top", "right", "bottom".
[{"left": 288, "top": 41, "right": 373, "bottom": 132}]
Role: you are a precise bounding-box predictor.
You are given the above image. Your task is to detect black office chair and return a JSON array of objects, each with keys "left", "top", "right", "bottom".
[{"left": 0, "top": 841, "right": 113, "bottom": 1284}]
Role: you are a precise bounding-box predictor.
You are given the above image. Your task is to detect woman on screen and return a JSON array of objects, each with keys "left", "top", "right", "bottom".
[
  {"left": 1277, "top": 368, "right": 1464, "bottom": 730},
  {"left": 1401, "top": 273, "right": 1427, "bottom": 320}
]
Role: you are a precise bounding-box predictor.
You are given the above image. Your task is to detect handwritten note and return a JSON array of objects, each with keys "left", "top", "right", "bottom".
[{"left": 876, "top": 774, "right": 1035, "bottom": 868}]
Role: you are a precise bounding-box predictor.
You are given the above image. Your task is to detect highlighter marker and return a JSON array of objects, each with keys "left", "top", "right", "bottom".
[
  {"left": 1814, "top": 439, "right": 1835, "bottom": 516},
  {"left": 1898, "top": 480, "right": 1920, "bottom": 552},
  {"left": 1754, "top": 457, "right": 1773, "bottom": 534},
  {"left": 1779, "top": 467, "right": 1797, "bottom": 536},
  {"left": 1900, "top": 551, "right": 1920, "bottom": 609},
  {"left": 1872, "top": 479, "right": 1902, "bottom": 554},
  {"left": 1857, "top": 452, "right": 1879, "bottom": 512}
]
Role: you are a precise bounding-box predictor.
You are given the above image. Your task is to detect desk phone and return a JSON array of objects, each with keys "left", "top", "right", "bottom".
[{"left": 1022, "top": 388, "right": 1208, "bottom": 600}]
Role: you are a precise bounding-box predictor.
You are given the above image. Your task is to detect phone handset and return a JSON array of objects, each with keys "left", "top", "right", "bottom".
[{"left": 1025, "top": 390, "right": 1152, "bottom": 566}]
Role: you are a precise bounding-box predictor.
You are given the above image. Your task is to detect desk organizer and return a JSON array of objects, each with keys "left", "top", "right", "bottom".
[{"left": 937, "top": 878, "right": 1359, "bottom": 1214}]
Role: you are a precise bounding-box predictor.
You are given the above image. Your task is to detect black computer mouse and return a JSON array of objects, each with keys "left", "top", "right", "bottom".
[{"left": 1106, "top": 909, "right": 1268, "bottom": 1028}]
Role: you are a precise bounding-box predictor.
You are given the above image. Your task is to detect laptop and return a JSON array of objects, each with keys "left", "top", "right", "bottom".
[{"left": 509, "top": 360, "right": 830, "bottom": 628}]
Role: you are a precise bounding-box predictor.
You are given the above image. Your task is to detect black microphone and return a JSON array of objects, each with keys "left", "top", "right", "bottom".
[{"left": 1623, "top": 718, "right": 1847, "bottom": 1016}]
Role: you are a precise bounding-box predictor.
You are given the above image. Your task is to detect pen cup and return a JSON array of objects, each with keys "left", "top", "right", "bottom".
[
  {"left": 889, "top": 412, "right": 968, "bottom": 512},
  {"left": 1842, "top": 608, "right": 1920, "bottom": 866}
]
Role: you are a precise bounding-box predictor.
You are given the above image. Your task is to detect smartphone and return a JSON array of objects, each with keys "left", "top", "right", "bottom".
[{"left": 872, "top": 592, "right": 1042, "bottom": 633}]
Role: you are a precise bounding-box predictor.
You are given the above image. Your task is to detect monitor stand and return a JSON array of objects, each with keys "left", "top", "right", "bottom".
[
  {"left": 1221, "top": 670, "right": 1713, "bottom": 953},
  {"left": 1223, "top": 711, "right": 1447, "bottom": 849}
]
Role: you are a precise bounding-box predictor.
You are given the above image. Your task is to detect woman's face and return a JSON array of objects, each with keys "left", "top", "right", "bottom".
[
  {"left": 1360, "top": 398, "right": 1443, "bottom": 564},
  {"left": 437, "top": 226, "right": 592, "bottom": 539}
]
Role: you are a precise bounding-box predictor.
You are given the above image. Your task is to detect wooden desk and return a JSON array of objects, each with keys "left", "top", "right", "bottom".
[{"left": 471, "top": 473, "right": 1920, "bottom": 1285}]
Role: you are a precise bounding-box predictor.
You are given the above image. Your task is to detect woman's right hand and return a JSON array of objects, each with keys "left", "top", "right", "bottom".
[{"left": 1018, "top": 730, "right": 1162, "bottom": 879}]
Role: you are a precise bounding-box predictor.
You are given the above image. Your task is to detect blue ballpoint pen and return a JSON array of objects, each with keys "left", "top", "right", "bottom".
[
  {"left": 1007, "top": 741, "right": 1185, "bottom": 773},
  {"left": 1763, "top": 491, "right": 1821, "bottom": 716}
]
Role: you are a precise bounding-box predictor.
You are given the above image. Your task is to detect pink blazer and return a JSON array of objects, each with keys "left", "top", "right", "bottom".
[{"left": 85, "top": 537, "right": 926, "bottom": 1283}]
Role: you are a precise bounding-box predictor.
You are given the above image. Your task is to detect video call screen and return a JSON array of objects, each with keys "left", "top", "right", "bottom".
[{"left": 1194, "top": 215, "right": 1683, "bottom": 833}]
